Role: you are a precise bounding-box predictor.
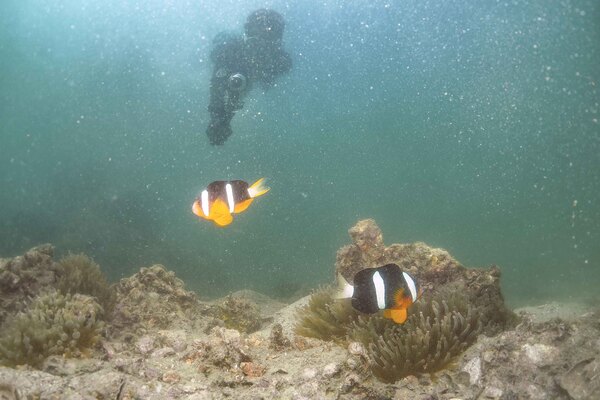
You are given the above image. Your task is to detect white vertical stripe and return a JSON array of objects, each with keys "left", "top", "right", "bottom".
[
  {"left": 403, "top": 272, "right": 417, "bottom": 302},
  {"left": 225, "top": 183, "right": 235, "bottom": 213},
  {"left": 201, "top": 190, "right": 209, "bottom": 216},
  {"left": 373, "top": 271, "right": 386, "bottom": 310}
]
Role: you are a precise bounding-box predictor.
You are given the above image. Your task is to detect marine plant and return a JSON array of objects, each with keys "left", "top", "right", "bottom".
[
  {"left": 350, "top": 293, "right": 481, "bottom": 382},
  {"left": 56, "top": 253, "right": 115, "bottom": 317},
  {"left": 294, "top": 286, "right": 361, "bottom": 342},
  {"left": 0, "top": 291, "right": 104, "bottom": 368}
]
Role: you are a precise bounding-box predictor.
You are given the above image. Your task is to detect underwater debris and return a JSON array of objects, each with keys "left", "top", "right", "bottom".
[
  {"left": 0, "top": 244, "right": 59, "bottom": 325},
  {"left": 294, "top": 287, "right": 360, "bottom": 342},
  {"left": 110, "top": 265, "right": 199, "bottom": 336},
  {"left": 56, "top": 253, "right": 116, "bottom": 317},
  {"left": 0, "top": 291, "right": 104, "bottom": 368},
  {"left": 350, "top": 293, "right": 481, "bottom": 382},
  {"left": 214, "top": 295, "right": 263, "bottom": 334}
]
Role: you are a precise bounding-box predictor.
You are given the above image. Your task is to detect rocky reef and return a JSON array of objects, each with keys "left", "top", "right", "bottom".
[{"left": 0, "top": 226, "right": 598, "bottom": 399}]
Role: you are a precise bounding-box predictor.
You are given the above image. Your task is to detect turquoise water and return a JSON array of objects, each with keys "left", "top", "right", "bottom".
[{"left": 1, "top": 0, "right": 598, "bottom": 306}]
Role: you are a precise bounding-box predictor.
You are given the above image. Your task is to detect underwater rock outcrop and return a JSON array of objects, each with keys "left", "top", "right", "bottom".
[
  {"left": 296, "top": 219, "right": 515, "bottom": 382},
  {"left": 110, "top": 264, "right": 200, "bottom": 336},
  {"left": 0, "top": 244, "right": 60, "bottom": 326},
  {"left": 0, "top": 291, "right": 104, "bottom": 368},
  {"left": 213, "top": 295, "right": 263, "bottom": 334}
]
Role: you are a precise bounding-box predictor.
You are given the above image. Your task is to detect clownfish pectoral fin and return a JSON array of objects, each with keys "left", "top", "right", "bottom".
[
  {"left": 334, "top": 273, "right": 354, "bottom": 299},
  {"left": 233, "top": 198, "right": 253, "bottom": 214},
  {"left": 213, "top": 213, "right": 234, "bottom": 226},
  {"left": 248, "top": 178, "right": 270, "bottom": 199},
  {"left": 210, "top": 199, "right": 234, "bottom": 227},
  {"left": 384, "top": 308, "right": 408, "bottom": 324}
]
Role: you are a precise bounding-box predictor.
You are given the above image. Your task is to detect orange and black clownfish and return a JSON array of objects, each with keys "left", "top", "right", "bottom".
[
  {"left": 336, "top": 263, "right": 420, "bottom": 324},
  {"left": 192, "top": 178, "right": 270, "bottom": 227}
]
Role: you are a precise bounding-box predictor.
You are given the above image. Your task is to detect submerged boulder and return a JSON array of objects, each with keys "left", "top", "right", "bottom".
[{"left": 110, "top": 264, "right": 200, "bottom": 337}]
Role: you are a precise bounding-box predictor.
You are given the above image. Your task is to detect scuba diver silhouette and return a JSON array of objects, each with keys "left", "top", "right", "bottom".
[{"left": 205, "top": 9, "right": 292, "bottom": 145}]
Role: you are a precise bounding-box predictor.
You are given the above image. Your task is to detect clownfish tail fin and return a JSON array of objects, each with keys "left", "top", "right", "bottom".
[
  {"left": 334, "top": 273, "right": 354, "bottom": 299},
  {"left": 248, "top": 178, "right": 270, "bottom": 198}
]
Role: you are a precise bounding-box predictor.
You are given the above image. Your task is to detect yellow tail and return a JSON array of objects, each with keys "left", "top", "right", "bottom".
[{"left": 248, "top": 178, "right": 270, "bottom": 198}]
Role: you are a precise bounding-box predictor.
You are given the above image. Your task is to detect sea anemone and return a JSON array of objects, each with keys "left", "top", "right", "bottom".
[{"left": 0, "top": 291, "right": 104, "bottom": 368}]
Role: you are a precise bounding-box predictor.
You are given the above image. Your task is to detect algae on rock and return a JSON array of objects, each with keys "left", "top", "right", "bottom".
[{"left": 0, "top": 291, "right": 104, "bottom": 368}]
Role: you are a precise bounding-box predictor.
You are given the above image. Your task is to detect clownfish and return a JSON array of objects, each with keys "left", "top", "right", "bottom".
[
  {"left": 192, "top": 178, "right": 270, "bottom": 227},
  {"left": 336, "top": 263, "right": 420, "bottom": 324}
]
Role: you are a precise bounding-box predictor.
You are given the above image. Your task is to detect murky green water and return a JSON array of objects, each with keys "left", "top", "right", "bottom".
[{"left": 1, "top": 0, "right": 598, "bottom": 306}]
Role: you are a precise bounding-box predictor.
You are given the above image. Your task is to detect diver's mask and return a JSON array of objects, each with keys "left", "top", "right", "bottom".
[{"left": 228, "top": 73, "right": 247, "bottom": 92}]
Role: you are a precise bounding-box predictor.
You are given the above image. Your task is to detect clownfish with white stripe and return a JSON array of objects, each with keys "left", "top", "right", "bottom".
[
  {"left": 336, "top": 263, "right": 420, "bottom": 324},
  {"left": 192, "top": 178, "right": 270, "bottom": 227}
]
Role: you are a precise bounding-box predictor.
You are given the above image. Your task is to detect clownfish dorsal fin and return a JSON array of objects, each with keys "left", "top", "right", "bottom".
[
  {"left": 334, "top": 273, "right": 354, "bottom": 299},
  {"left": 248, "top": 178, "right": 270, "bottom": 198}
]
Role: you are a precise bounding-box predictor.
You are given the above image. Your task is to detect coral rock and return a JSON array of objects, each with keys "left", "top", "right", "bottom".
[
  {"left": 0, "top": 244, "right": 59, "bottom": 325},
  {"left": 322, "top": 362, "right": 341, "bottom": 378},
  {"left": 269, "top": 323, "right": 292, "bottom": 351},
  {"left": 214, "top": 295, "right": 263, "bottom": 334},
  {"left": 521, "top": 343, "right": 558, "bottom": 367},
  {"left": 240, "top": 362, "right": 266, "bottom": 378},
  {"left": 161, "top": 370, "right": 181, "bottom": 384},
  {"left": 110, "top": 265, "right": 199, "bottom": 336},
  {"left": 136, "top": 335, "right": 155, "bottom": 355},
  {"left": 336, "top": 219, "right": 386, "bottom": 281}
]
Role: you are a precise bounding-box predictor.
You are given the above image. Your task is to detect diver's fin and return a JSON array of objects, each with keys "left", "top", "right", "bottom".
[
  {"left": 384, "top": 308, "right": 408, "bottom": 324},
  {"left": 233, "top": 198, "right": 253, "bottom": 214},
  {"left": 248, "top": 178, "right": 270, "bottom": 198},
  {"left": 334, "top": 273, "right": 354, "bottom": 299},
  {"left": 211, "top": 199, "right": 234, "bottom": 227}
]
